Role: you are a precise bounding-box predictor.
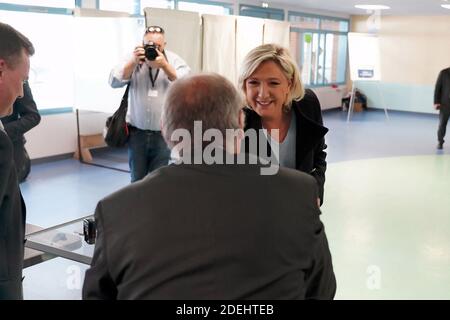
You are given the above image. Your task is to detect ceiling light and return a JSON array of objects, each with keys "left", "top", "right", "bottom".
[
  {"left": 262, "top": 2, "right": 269, "bottom": 8},
  {"left": 442, "top": 4, "right": 450, "bottom": 9},
  {"left": 354, "top": 5, "right": 390, "bottom": 10}
]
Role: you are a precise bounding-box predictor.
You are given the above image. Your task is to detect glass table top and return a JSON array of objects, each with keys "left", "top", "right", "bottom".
[{"left": 25, "top": 215, "right": 95, "bottom": 265}]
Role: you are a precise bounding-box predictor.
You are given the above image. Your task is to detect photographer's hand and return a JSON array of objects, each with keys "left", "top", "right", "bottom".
[
  {"left": 122, "top": 45, "right": 145, "bottom": 80},
  {"left": 133, "top": 45, "right": 145, "bottom": 65},
  {"left": 147, "top": 48, "right": 177, "bottom": 81}
]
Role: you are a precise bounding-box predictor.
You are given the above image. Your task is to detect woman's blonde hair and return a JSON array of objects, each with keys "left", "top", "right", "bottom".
[{"left": 238, "top": 43, "right": 304, "bottom": 112}]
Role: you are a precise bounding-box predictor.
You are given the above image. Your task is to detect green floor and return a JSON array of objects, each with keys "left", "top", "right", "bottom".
[{"left": 322, "top": 155, "right": 450, "bottom": 299}]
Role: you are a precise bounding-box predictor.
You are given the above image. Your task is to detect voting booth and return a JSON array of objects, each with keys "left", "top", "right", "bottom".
[{"left": 347, "top": 32, "right": 389, "bottom": 121}]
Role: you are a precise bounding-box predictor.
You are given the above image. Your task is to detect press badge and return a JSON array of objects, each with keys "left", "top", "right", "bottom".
[{"left": 148, "top": 89, "right": 158, "bottom": 97}]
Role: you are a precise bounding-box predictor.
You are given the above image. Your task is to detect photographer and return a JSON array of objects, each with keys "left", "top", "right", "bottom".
[{"left": 109, "top": 26, "right": 190, "bottom": 182}]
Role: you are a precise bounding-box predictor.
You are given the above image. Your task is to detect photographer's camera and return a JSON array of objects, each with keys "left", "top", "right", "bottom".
[{"left": 144, "top": 44, "right": 158, "bottom": 61}]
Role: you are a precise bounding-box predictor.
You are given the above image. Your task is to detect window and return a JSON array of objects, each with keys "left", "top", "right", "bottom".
[
  {"left": 289, "top": 12, "right": 349, "bottom": 86},
  {"left": 290, "top": 15, "right": 319, "bottom": 29},
  {"left": 325, "top": 33, "right": 347, "bottom": 84},
  {"left": 0, "top": 0, "right": 75, "bottom": 8},
  {"left": 0, "top": 8, "right": 74, "bottom": 110},
  {"left": 239, "top": 5, "right": 284, "bottom": 21},
  {"left": 141, "top": 0, "right": 174, "bottom": 10},
  {"left": 321, "top": 18, "right": 349, "bottom": 32},
  {"left": 99, "top": 0, "right": 137, "bottom": 14},
  {"left": 178, "top": 0, "right": 232, "bottom": 15}
]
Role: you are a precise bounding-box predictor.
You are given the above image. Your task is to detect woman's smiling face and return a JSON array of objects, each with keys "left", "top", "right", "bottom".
[{"left": 245, "top": 60, "right": 291, "bottom": 121}]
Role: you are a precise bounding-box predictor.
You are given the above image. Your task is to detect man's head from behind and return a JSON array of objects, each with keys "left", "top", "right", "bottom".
[
  {"left": 0, "top": 22, "right": 34, "bottom": 117},
  {"left": 162, "top": 73, "right": 243, "bottom": 152}
]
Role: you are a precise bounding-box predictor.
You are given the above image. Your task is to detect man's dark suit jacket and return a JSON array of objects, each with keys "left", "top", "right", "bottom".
[
  {"left": 434, "top": 67, "right": 450, "bottom": 109},
  {"left": 83, "top": 161, "right": 336, "bottom": 300},
  {"left": 0, "top": 129, "right": 26, "bottom": 300},
  {"left": 244, "top": 89, "right": 328, "bottom": 205},
  {"left": 2, "top": 82, "right": 40, "bottom": 182}
]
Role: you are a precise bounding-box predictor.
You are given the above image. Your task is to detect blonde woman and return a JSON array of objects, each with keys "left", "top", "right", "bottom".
[{"left": 239, "top": 44, "right": 328, "bottom": 206}]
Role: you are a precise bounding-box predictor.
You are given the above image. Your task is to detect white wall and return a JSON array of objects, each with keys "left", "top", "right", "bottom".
[
  {"left": 349, "top": 15, "right": 450, "bottom": 113},
  {"left": 351, "top": 15, "right": 450, "bottom": 86},
  {"left": 25, "top": 111, "right": 110, "bottom": 160},
  {"left": 25, "top": 113, "right": 77, "bottom": 159}
]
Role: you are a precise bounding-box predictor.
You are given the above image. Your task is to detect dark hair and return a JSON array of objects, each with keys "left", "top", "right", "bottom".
[{"left": 0, "top": 22, "right": 35, "bottom": 67}]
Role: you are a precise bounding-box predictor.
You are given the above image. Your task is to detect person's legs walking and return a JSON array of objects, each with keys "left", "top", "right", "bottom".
[{"left": 437, "top": 107, "right": 450, "bottom": 149}]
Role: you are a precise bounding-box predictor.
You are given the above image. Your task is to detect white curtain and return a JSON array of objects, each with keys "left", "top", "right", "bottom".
[
  {"left": 263, "top": 19, "right": 290, "bottom": 49},
  {"left": 143, "top": 7, "right": 202, "bottom": 73},
  {"left": 235, "top": 16, "right": 264, "bottom": 84},
  {"left": 202, "top": 14, "right": 236, "bottom": 84}
]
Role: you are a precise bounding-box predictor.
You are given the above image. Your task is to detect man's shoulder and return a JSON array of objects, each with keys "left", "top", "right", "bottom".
[
  {"left": 103, "top": 166, "right": 170, "bottom": 200},
  {"left": 98, "top": 164, "right": 316, "bottom": 204}
]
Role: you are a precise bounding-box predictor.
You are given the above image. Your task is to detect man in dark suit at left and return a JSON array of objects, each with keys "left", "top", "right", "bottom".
[{"left": 0, "top": 22, "right": 34, "bottom": 300}]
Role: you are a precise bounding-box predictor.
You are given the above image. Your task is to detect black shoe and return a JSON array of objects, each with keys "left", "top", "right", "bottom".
[{"left": 437, "top": 142, "right": 443, "bottom": 150}]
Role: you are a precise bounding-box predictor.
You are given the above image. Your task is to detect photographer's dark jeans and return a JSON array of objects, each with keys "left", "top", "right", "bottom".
[{"left": 128, "top": 127, "right": 170, "bottom": 182}]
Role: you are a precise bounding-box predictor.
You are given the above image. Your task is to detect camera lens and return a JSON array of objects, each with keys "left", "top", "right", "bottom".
[{"left": 144, "top": 44, "right": 158, "bottom": 61}]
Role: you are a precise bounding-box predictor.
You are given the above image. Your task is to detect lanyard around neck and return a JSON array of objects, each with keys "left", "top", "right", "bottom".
[{"left": 149, "top": 68, "right": 160, "bottom": 88}]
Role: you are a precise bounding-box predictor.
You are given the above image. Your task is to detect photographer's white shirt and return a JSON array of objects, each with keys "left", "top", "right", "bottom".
[{"left": 109, "top": 50, "right": 190, "bottom": 131}]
